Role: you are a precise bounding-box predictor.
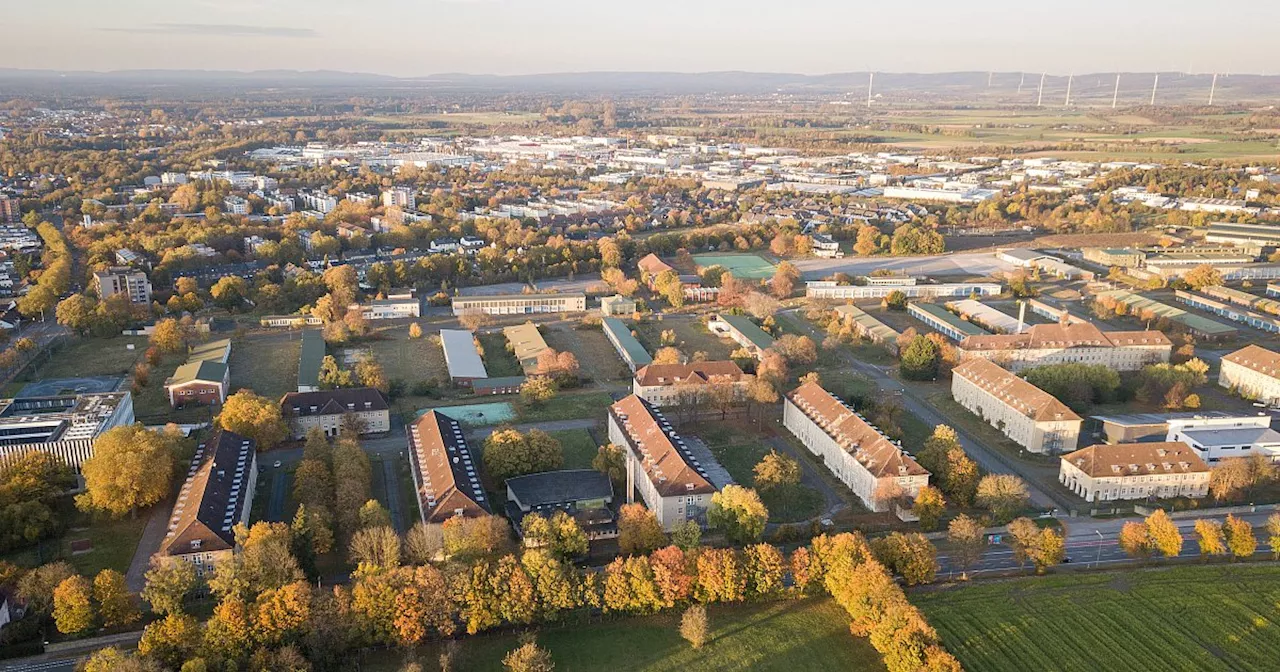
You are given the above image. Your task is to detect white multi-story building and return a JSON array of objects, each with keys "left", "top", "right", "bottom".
[
  {"left": 806, "top": 281, "right": 1001, "bottom": 300},
  {"left": 782, "top": 381, "right": 929, "bottom": 512},
  {"left": 350, "top": 298, "right": 420, "bottom": 320},
  {"left": 957, "top": 322, "right": 1171, "bottom": 372},
  {"left": 92, "top": 267, "right": 152, "bottom": 305},
  {"left": 299, "top": 190, "right": 338, "bottom": 214},
  {"left": 279, "top": 388, "right": 390, "bottom": 439},
  {"left": 451, "top": 293, "right": 586, "bottom": 316},
  {"left": 223, "top": 195, "right": 250, "bottom": 216},
  {"left": 1059, "top": 442, "right": 1210, "bottom": 502},
  {"left": 631, "top": 361, "right": 750, "bottom": 407},
  {"left": 0, "top": 393, "right": 135, "bottom": 470},
  {"left": 1219, "top": 344, "right": 1280, "bottom": 405},
  {"left": 607, "top": 394, "right": 717, "bottom": 530},
  {"left": 382, "top": 187, "right": 416, "bottom": 209},
  {"left": 1166, "top": 414, "right": 1280, "bottom": 464},
  {"left": 951, "top": 358, "right": 1082, "bottom": 455}
]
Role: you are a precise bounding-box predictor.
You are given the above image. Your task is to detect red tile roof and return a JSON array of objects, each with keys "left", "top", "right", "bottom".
[
  {"left": 786, "top": 382, "right": 928, "bottom": 479},
  {"left": 609, "top": 395, "right": 714, "bottom": 497}
]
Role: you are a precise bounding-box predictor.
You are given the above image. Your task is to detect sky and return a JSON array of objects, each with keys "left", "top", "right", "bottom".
[{"left": 3, "top": 0, "right": 1277, "bottom": 77}]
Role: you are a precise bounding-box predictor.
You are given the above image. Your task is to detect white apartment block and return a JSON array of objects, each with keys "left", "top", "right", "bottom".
[
  {"left": 223, "top": 195, "right": 250, "bottom": 216},
  {"left": 1059, "top": 442, "right": 1210, "bottom": 502},
  {"left": 957, "top": 322, "right": 1171, "bottom": 372},
  {"left": 951, "top": 358, "right": 1082, "bottom": 455},
  {"left": 451, "top": 293, "right": 586, "bottom": 316},
  {"left": 631, "top": 361, "right": 751, "bottom": 407},
  {"left": 1166, "top": 414, "right": 1280, "bottom": 464},
  {"left": 783, "top": 381, "right": 929, "bottom": 512},
  {"left": 1220, "top": 345, "right": 1280, "bottom": 406},
  {"left": 382, "top": 187, "right": 416, "bottom": 209},
  {"left": 93, "top": 267, "right": 153, "bottom": 305},
  {"left": 607, "top": 395, "right": 717, "bottom": 530}
]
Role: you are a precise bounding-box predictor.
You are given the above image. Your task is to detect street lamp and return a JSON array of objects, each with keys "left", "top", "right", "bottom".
[{"left": 1094, "top": 530, "right": 1104, "bottom": 568}]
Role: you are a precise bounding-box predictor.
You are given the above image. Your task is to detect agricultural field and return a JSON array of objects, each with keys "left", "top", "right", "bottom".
[
  {"left": 367, "top": 598, "right": 885, "bottom": 672},
  {"left": 914, "top": 565, "right": 1280, "bottom": 672},
  {"left": 692, "top": 253, "right": 777, "bottom": 280},
  {"left": 633, "top": 317, "right": 735, "bottom": 361},
  {"left": 229, "top": 331, "right": 300, "bottom": 399}
]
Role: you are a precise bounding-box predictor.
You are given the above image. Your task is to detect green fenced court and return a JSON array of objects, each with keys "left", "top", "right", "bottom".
[
  {"left": 418, "top": 401, "right": 516, "bottom": 426},
  {"left": 692, "top": 254, "right": 777, "bottom": 280}
]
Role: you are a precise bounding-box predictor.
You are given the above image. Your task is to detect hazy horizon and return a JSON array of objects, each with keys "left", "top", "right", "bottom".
[{"left": 3, "top": 0, "right": 1277, "bottom": 78}]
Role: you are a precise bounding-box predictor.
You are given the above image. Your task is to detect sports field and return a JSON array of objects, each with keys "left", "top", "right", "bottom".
[
  {"left": 692, "top": 253, "right": 777, "bottom": 280},
  {"left": 913, "top": 565, "right": 1280, "bottom": 672}
]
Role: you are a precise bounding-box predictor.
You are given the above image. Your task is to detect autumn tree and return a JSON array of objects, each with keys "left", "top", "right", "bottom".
[
  {"left": 53, "top": 574, "right": 95, "bottom": 635},
  {"left": 1118, "top": 520, "right": 1153, "bottom": 559},
  {"left": 870, "top": 532, "right": 938, "bottom": 586},
  {"left": 592, "top": 443, "right": 626, "bottom": 486},
  {"left": 947, "top": 514, "right": 985, "bottom": 576},
  {"left": 1184, "top": 264, "right": 1224, "bottom": 290},
  {"left": 503, "top": 639, "right": 555, "bottom": 672},
  {"left": 520, "top": 510, "right": 588, "bottom": 560},
  {"left": 349, "top": 525, "right": 402, "bottom": 574},
  {"left": 149, "top": 318, "right": 187, "bottom": 353},
  {"left": 208, "top": 522, "right": 304, "bottom": 601},
  {"left": 201, "top": 596, "right": 252, "bottom": 668},
  {"left": 854, "top": 224, "right": 880, "bottom": 256},
  {"left": 408, "top": 322, "right": 423, "bottom": 339},
  {"left": 78, "top": 424, "right": 177, "bottom": 517},
  {"left": 138, "top": 613, "right": 202, "bottom": 669},
  {"left": 680, "top": 604, "right": 709, "bottom": 649},
  {"left": 899, "top": 334, "right": 941, "bottom": 381},
  {"left": 210, "top": 275, "right": 248, "bottom": 310},
  {"left": 354, "top": 353, "right": 390, "bottom": 393},
  {"left": 1145, "top": 509, "right": 1184, "bottom": 558},
  {"left": 1267, "top": 513, "right": 1280, "bottom": 559},
  {"left": 753, "top": 450, "right": 800, "bottom": 491},
  {"left": 483, "top": 428, "right": 563, "bottom": 484},
  {"left": 17, "top": 561, "right": 75, "bottom": 616},
  {"left": 694, "top": 547, "right": 746, "bottom": 603},
  {"left": 974, "top": 474, "right": 1029, "bottom": 523},
  {"left": 458, "top": 309, "right": 494, "bottom": 332},
  {"left": 708, "top": 485, "right": 768, "bottom": 544},
  {"left": 617, "top": 503, "right": 667, "bottom": 555},
  {"left": 519, "top": 376, "right": 558, "bottom": 406},
  {"left": 912, "top": 485, "right": 945, "bottom": 531},
  {"left": 142, "top": 558, "right": 196, "bottom": 616},
  {"left": 652, "top": 346, "right": 683, "bottom": 365},
  {"left": 94, "top": 569, "right": 139, "bottom": 628},
  {"left": 1194, "top": 519, "right": 1227, "bottom": 557},
  {"left": 1224, "top": 514, "right": 1257, "bottom": 560},
  {"left": 216, "top": 390, "right": 288, "bottom": 449}
]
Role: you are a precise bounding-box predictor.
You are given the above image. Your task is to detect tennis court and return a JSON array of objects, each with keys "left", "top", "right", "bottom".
[{"left": 692, "top": 253, "right": 777, "bottom": 280}]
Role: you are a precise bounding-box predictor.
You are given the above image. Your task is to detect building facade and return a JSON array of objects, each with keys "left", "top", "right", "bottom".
[
  {"left": 1058, "top": 442, "right": 1210, "bottom": 502},
  {"left": 93, "top": 267, "right": 153, "bottom": 305},
  {"left": 951, "top": 358, "right": 1082, "bottom": 455},
  {"left": 601, "top": 317, "right": 652, "bottom": 372},
  {"left": 1166, "top": 414, "right": 1280, "bottom": 464},
  {"left": 632, "top": 361, "right": 750, "bottom": 407},
  {"left": 452, "top": 293, "right": 586, "bottom": 316},
  {"left": 159, "top": 430, "right": 257, "bottom": 577},
  {"left": 957, "top": 322, "right": 1172, "bottom": 372},
  {"left": 783, "top": 381, "right": 929, "bottom": 512},
  {"left": 407, "top": 410, "right": 491, "bottom": 529},
  {"left": 279, "top": 388, "right": 391, "bottom": 439},
  {"left": 607, "top": 395, "right": 716, "bottom": 530},
  {"left": 0, "top": 392, "right": 135, "bottom": 470},
  {"left": 1219, "top": 345, "right": 1280, "bottom": 405},
  {"left": 806, "top": 281, "right": 1001, "bottom": 300},
  {"left": 707, "top": 314, "right": 775, "bottom": 360}
]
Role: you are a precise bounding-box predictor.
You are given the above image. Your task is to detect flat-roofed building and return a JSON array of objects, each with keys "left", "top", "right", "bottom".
[
  {"left": 708, "top": 314, "right": 775, "bottom": 360},
  {"left": 1058, "top": 442, "right": 1210, "bottom": 502},
  {"left": 407, "top": 410, "right": 491, "bottom": 528},
  {"left": 806, "top": 281, "right": 1001, "bottom": 300},
  {"left": 93, "top": 267, "right": 152, "bottom": 305},
  {"left": 831, "top": 304, "right": 900, "bottom": 354},
  {"left": 947, "top": 299, "right": 1025, "bottom": 334},
  {"left": 506, "top": 470, "right": 616, "bottom": 541},
  {"left": 1206, "top": 222, "right": 1280, "bottom": 248},
  {"left": 632, "top": 361, "right": 750, "bottom": 407},
  {"left": 0, "top": 392, "right": 134, "bottom": 470},
  {"left": 1093, "top": 289, "right": 1238, "bottom": 341},
  {"left": 1174, "top": 291, "right": 1280, "bottom": 334},
  {"left": 440, "top": 329, "right": 488, "bottom": 386},
  {"left": 279, "top": 387, "right": 390, "bottom": 439},
  {"left": 164, "top": 339, "right": 232, "bottom": 408},
  {"left": 908, "top": 302, "right": 988, "bottom": 342},
  {"left": 1091, "top": 411, "right": 1239, "bottom": 445},
  {"left": 159, "top": 430, "right": 257, "bottom": 577},
  {"left": 472, "top": 376, "right": 526, "bottom": 396},
  {"left": 1220, "top": 344, "right": 1280, "bottom": 405},
  {"left": 600, "top": 295, "right": 637, "bottom": 316},
  {"left": 1166, "top": 414, "right": 1280, "bottom": 464},
  {"left": 783, "top": 381, "right": 929, "bottom": 512},
  {"left": 503, "top": 322, "right": 549, "bottom": 375},
  {"left": 1027, "top": 299, "right": 1087, "bottom": 326},
  {"left": 351, "top": 298, "right": 420, "bottom": 320},
  {"left": 297, "top": 329, "right": 325, "bottom": 392},
  {"left": 957, "top": 322, "right": 1171, "bottom": 372},
  {"left": 607, "top": 395, "right": 717, "bottom": 530},
  {"left": 1083, "top": 248, "right": 1144, "bottom": 268},
  {"left": 601, "top": 317, "right": 652, "bottom": 372},
  {"left": 952, "top": 359, "right": 1082, "bottom": 455},
  {"left": 452, "top": 293, "right": 586, "bottom": 316}
]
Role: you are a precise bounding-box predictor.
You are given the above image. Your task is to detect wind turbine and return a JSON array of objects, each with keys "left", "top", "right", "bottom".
[
  {"left": 1150, "top": 73, "right": 1159, "bottom": 105},
  {"left": 1112, "top": 73, "right": 1121, "bottom": 109},
  {"left": 1208, "top": 73, "right": 1218, "bottom": 105},
  {"left": 1037, "top": 72, "right": 1046, "bottom": 107},
  {"left": 867, "top": 72, "right": 874, "bottom": 108},
  {"left": 1064, "top": 73, "right": 1073, "bottom": 107},
  {"left": 1018, "top": 72, "right": 1025, "bottom": 94}
]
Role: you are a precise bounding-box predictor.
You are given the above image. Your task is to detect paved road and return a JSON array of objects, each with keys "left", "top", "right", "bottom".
[
  {"left": 380, "top": 457, "right": 405, "bottom": 533},
  {"left": 266, "top": 469, "right": 289, "bottom": 523},
  {"left": 781, "top": 309, "right": 1063, "bottom": 510},
  {"left": 939, "top": 509, "right": 1278, "bottom": 578},
  {"left": 124, "top": 495, "right": 176, "bottom": 592},
  {"left": 793, "top": 251, "right": 1014, "bottom": 281}
]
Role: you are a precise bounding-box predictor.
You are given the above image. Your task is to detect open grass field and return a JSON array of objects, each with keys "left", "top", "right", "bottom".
[
  {"left": 914, "top": 565, "right": 1280, "bottom": 672},
  {"left": 367, "top": 598, "right": 884, "bottom": 672},
  {"left": 517, "top": 390, "right": 615, "bottom": 423},
  {"left": 477, "top": 332, "right": 524, "bottom": 377},
  {"left": 547, "top": 427, "right": 600, "bottom": 470},
  {"left": 229, "top": 332, "right": 300, "bottom": 399},
  {"left": 0, "top": 509, "right": 148, "bottom": 577},
  {"left": 694, "top": 422, "right": 823, "bottom": 522},
  {"left": 633, "top": 317, "right": 735, "bottom": 361},
  {"left": 692, "top": 253, "right": 777, "bottom": 280},
  {"left": 366, "top": 325, "right": 449, "bottom": 386},
  {"left": 543, "top": 324, "right": 631, "bottom": 383},
  {"left": 24, "top": 336, "right": 147, "bottom": 380}
]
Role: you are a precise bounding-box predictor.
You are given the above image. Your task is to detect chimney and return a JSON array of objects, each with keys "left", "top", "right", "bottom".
[{"left": 1017, "top": 300, "right": 1026, "bottom": 334}]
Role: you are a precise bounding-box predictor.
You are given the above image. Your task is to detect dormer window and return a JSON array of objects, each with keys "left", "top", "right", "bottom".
[{"left": 190, "top": 539, "right": 202, "bottom": 550}]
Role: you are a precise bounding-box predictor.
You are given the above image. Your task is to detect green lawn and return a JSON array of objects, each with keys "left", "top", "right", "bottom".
[
  {"left": 694, "top": 422, "right": 823, "bottom": 523},
  {"left": 369, "top": 598, "right": 884, "bottom": 672},
  {"left": 914, "top": 565, "right": 1280, "bottom": 672},
  {"left": 517, "top": 391, "right": 614, "bottom": 423},
  {"left": 368, "top": 326, "right": 449, "bottom": 386},
  {"left": 0, "top": 509, "right": 148, "bottom": 577},
  {"left": 23, "top": 336, "right": 147, "bottom": 379},
  {"left": 478, "top": 333, "right": 523, "bottom": 377},
  {"left": 229, "top": 332, "right": 300, "bottom": 399},
  {"left": 548, "top": 428, "right": 600, "bottom": 470},
  {"left": 633, "top": 319, "right": 735, "bottom": 361}
]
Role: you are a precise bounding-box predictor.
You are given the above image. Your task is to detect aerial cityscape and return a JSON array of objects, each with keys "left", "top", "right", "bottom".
[{"left": 2, "top": 3, "right": 1280, "bottom": 672}]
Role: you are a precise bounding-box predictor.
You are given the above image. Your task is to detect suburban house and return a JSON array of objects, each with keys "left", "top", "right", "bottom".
[
  {"left": 505, "top": 470, "right": 616, "bottom": 541},
  {"left": 164, "top": 339, "right": 232, "bottom": 408},
  {"left": 637, "top": 253, "right": 677, "bottom": 287},
  {"left": 607, "top": 394, "right": 717, "bottom": 530},
  {"left": 782, "top": 381, "right": 929, "bottom": 513},
  {"left": 809, "top": 233, "right": 844, "bottom": 258},
  {"left": 632, "top": 361, "right": 750, "bottom": 407},
  {"left": 708, "top": 314, "right": 775, "bottom": 360},
  {"left": 1166, "top": 414, "right": 1280, "bottom": 464},
  {"left": 601, "top": 317, "right": 653, "bottom": 372},
  {"left": 279, "top": 387, "right": 391, "bottom": 439},
  {"left": 452, "top": 293, "right": 586, "bottom": 316},
  {"left": 957, "top": 322, "right": 1171, "bottom": 372},
  {"left": 159, "top": 429, "right": 257, "bottom": 577},
  {"left": 406, "top": 410, "right": 491, "bottom": 528},
  {"left": 440, "top": 329, "right": 489, "bottom": 386},
  {"left": 503, "top": 322, "right": 550, "bottom": 374},
  {"left": 297, "top": 329, "right": 325, "bottom": 393},
  {"left": 1219, "top": 344, "right": 1280, "bottom": 405},
  {"left": 1058, "top": 442, "right": 1210, "bottom": 502},
  {"left": 951, "top": 358, "right": 1082, "bottom": 455}
]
